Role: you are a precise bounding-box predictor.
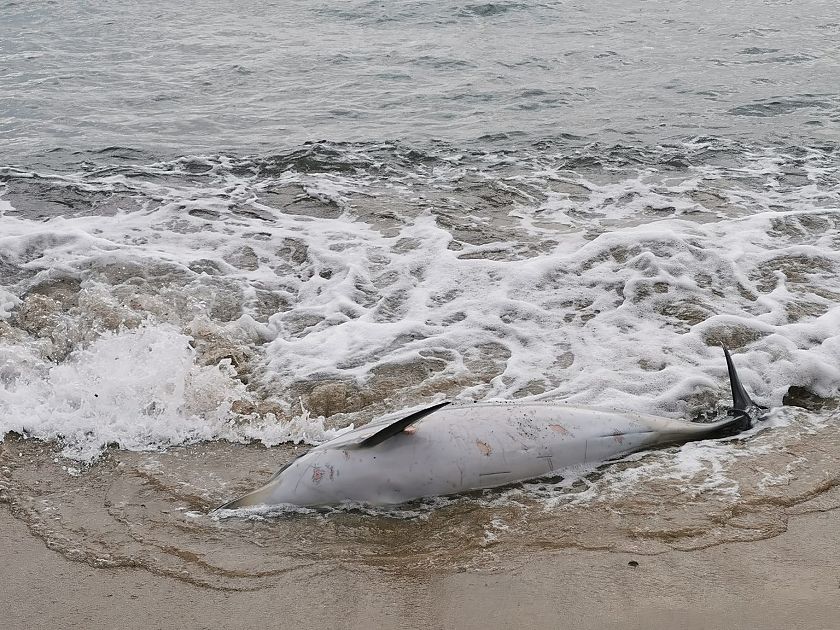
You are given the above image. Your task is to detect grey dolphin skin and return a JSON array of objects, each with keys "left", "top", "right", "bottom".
[{"left": 218, "top": 348, "right": 764, "bottom": 510}]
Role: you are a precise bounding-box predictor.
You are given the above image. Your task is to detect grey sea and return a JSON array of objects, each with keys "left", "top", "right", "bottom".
[{"left": 1, "top": 0, "right": 840, "bottom": 608}]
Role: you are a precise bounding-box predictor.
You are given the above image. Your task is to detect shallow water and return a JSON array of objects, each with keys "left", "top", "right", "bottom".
[
  {"left": 2, "top": 406, "right": 839, "bottom": 591},
  {"left": 2, "top": 140, "right": 839, "bottom": 460},
  {"left": 2, "top": 0, "right": 840, "bottom": 589}
]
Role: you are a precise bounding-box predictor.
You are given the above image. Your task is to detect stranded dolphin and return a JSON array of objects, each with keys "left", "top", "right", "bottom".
[{"left": 218, "top": 348, "right": 765, "bottom": 509}]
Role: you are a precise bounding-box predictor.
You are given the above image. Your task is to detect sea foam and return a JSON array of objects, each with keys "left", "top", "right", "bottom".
[{"left": 1, "top": 141, "right": 838, "bottom": 468}]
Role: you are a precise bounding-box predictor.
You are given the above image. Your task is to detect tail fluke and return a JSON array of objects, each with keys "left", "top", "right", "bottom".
[{"left": 722, "top": 347, "right": 765, "bottom": 430}]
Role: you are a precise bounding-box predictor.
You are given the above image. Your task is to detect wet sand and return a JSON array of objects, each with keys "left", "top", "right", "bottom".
[{"left": 3, "top": 505, "right": 838, "bottom": 630}]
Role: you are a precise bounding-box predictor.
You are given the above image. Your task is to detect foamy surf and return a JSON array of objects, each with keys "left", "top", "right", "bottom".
[
  {"left": 1, "top": 141, "right": 839, "bottom": 466},
  {"left": 0, "top": 324, "right": 351, "bottom": 461},
  {"left": 1, "top": 141, "right": 838, "bottom": 574}
]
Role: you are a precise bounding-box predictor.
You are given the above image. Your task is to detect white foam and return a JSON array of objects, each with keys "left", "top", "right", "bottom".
[
  {"left": 0, "top": 289, "right": 20, "bottom": 319},
  {"left": 0, "top": 325, "right": 348, "bottom": 461},
  {"left": 0, "top": 143, "right": 838, "bottom": 476}
]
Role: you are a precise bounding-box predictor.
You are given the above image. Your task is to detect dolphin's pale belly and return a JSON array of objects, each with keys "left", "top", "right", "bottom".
[{"left": 244, "top": 403, "right": 719, "bottom": 507}]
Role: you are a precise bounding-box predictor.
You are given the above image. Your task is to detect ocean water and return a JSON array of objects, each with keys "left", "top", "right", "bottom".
[{"left": 1, "top": 0, "right": 839, "bottom": 587}]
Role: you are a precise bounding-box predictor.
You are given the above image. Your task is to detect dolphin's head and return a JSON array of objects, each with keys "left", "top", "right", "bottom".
[
  {"left": 216, "top": 446, "right": 393, "bottom": 509},
  {"left": 215, "top": 401, "right": 452, "bottom": 511},
  {"left": 216, "top": 451, "right": 323, "bottom": 509}
]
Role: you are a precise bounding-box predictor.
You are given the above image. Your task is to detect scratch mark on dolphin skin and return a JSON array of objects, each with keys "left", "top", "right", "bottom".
[
  {"left": 312, "top": 466, "right": 324, "bottom": 484},
  {"left": 613, "top": 434, "right": 625, "bottom": 444},
  {"left": 549, "top": 424, "right": 569, "bottom": 435},
  {"left": 476, "top": 440, "right": 493, "bottom": 456}
]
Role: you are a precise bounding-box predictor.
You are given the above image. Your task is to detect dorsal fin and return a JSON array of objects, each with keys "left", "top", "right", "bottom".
[
  {"left": 358, "top": 401, "right": 450, "bottom": 448},
  {"left": 723, "top": 346, "right": 755, "bottom": 414}
]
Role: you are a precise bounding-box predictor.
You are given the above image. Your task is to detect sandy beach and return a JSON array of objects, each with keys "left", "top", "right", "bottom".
[{"left": 3, "top": 504, "right": 838, "bottom": 630}]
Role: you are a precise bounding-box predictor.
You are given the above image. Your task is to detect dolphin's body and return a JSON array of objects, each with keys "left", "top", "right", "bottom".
[{"left": 219, "top": 349, "right": 763, "bottom": 509}]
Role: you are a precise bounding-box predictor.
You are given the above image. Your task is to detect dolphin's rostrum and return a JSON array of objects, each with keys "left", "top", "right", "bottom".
[{"left": 217, "top": 348, "right": 765, "bottom": 510}]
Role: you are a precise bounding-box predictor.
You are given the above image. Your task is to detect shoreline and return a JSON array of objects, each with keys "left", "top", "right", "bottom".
[{"left": 3, "top": 505, "right": 838, "bottom": 629}]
